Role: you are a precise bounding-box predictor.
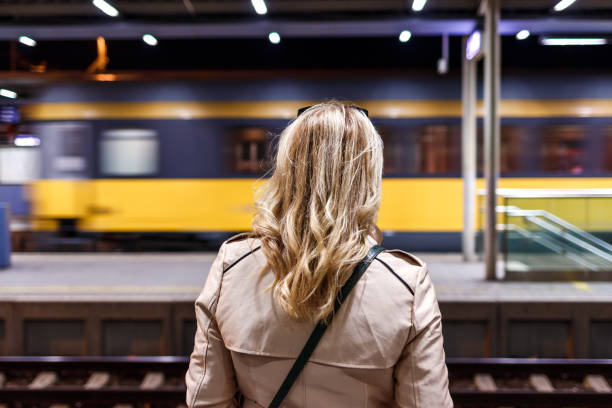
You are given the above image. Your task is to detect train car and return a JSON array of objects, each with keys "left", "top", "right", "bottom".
[{"left": 12, "top": 72, "right": 612, "bottom": 251}]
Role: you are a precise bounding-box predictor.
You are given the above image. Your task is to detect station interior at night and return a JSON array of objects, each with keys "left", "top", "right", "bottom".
[{"left": 0, "top": 0, "right": 611, "bottom": 406}]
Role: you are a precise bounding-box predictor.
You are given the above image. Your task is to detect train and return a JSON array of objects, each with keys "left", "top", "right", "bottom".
[{"left": 1, "top": 72, "right": 611, "bottom": 251}]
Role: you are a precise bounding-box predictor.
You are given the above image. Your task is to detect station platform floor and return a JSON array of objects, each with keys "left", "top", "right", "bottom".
[{"left": 0, "top": 252, "right": 611, "bottom": 303}]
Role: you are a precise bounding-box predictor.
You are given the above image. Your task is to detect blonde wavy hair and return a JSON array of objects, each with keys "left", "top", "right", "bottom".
[{"left": 252, "top": 101, "right": 383, "bottom": 322}]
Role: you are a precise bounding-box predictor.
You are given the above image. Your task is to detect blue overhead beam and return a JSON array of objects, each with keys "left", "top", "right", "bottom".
[{"left": 0, "top": 18, "right": 610, "bottom": 40}]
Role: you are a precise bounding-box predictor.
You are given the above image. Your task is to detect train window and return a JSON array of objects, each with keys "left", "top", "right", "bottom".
[
  {"left": 378, "top": 127, "right": 404, "bottom": 175},
  {"left": 100, "top": 129, "right": 158, "bottom": 176},
  {"left": 476, "top": 125, "right": 525, "bottom": 175},
  {"left": 233, "top": 128, "right": 269, "bottom": 173},
  {"left": 418, "top": 125, "right": 460, "bottom": 174},
  {"left": 501, "top": 126, "right": 524, "bottom": 174},
  {"left": 540, "top": 125, "right": 586, "bottom": 174},
  {"left": 377, "top": 124, "right": 460, "bottom": 176},
  {"left": 33, "top": 122, "right": 92, "bottom": 179},
  {"left": 55, "top": 125, "right": 88, "bottom": 174}
]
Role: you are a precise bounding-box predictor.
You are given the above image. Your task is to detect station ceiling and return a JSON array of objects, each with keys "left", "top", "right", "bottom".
[
  {"left": 0, "top": 0, "right": 611, "bottom": 41},
  {"left": 1, "top": 0, "right": 612, "bottom": 20},
  {"left": 0, "top": 1, "right": 610, "bottom": 76}
]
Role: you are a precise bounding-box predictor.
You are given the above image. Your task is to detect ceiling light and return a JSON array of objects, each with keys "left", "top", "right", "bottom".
[
  {"left": 92, "top": 0, "right": 119, "bottom": 17},
  {"left": 142, "top": 34, "right": 158, "bottom": 46},
  {"left": 268, "top": 32, "right": 281, "bottom": 44},
  {"left": 516, "top": 30, "right": 530, "bottom": 40},
  {"left": 553, "top": 0, "right": 577, "bottom": 12},
  {"left": 412, "top": 0, "right": 427, "bottom": 12},
  {"left": 466, "top": 31, "right": 482, "bottom": 60},
  {"left": 18, "top": 36, "right": 36, "bottom": 47},
  {"left": 0, "top": 89, "right": 17, "bottom": 99},
  {"left": 540, "top": 37, "right": 607, "bottom": 46},
  {"left": 399, "top": 30, "right": 412, "bottom": 43},
  {"left": 251, "top": 0, "right": 267, "bottom": 15}
]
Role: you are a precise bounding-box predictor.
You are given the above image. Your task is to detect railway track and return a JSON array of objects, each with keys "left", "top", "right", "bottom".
[
  {"left": 0, "top": 356, "right": 187, "bottom": 406},
  {"left": 450, "top": 358, "right": 612, "bottom": 407},
  {"left": 0, "top": 357, "right": 610, "bottom": 407}
]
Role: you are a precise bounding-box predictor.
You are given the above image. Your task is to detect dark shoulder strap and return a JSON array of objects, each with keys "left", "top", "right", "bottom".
[{"left": 268, "top": 245, "right": 385, "bottom": 408}]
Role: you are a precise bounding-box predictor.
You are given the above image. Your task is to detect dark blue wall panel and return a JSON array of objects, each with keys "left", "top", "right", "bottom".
[{"left": 0, "top": 185, "right": 29, "bottom": 216}]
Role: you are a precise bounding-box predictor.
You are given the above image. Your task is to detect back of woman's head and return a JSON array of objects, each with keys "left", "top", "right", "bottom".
[{"left": 252, "top": 101, "right": 383, "bottom": 322}]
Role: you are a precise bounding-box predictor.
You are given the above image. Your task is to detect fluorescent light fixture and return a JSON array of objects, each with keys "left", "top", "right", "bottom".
[
  {"left": 0, "top": 89, "right": 17, "bottom": 99},
  {"left": 93, "top": 0, "right": 119, "bottom": 17},
  {"left": 412, "top": 0, "right": 427, "bottom": 12},
  {"left": 553, "top": 0, "right": 577, "bottom": 12},
  {"left": 399, "top": 30, "right": 412, "bottom": 43},
  {"left": 18, "top": 35, "right": 36, "bottom": 47},
  {"left": 268, "top": 32, "right": 281, "bottom": 44},
  {"left": 466, "top": 30, "right": 481, "bottom": 60},
  {"left": 15, "top": 135, "right": 41, "bottom": 147},
  {"left": 142, "top": 34, "right": 158, "bottom": 46},
  {"left": 251, "top": 0, "right": 267, "bottom": 15},
  {"left": 516, "top": 30, "right": 530, "bottom": 40},
  {"left": 437, "top": 58, "right": 448, "bottom": 75},
  {"left": 540, "top": 37, "right": 608, "bottom": 46}
]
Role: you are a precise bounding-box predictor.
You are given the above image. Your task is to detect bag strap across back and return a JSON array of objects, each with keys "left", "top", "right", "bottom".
[{"left": 268, "top": 245, "right": 385, "bottom": 408}]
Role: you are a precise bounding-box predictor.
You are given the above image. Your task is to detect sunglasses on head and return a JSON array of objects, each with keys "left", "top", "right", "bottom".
[{"left": 297, "top": 105, "right": 369, "bottom": 117}]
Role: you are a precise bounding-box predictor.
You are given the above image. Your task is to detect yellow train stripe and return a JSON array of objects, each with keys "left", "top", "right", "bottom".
[
  {"left": 21, "top": 101, "right": 316, "bottom": 120},
  {"left": 31, "top": 178, "right": 612, "bottom": 233},
  {"left": 498, "top": 99, "right": 612, "bottom": 118},
  {"left": 21, "top": 99, "right": 612, "bottom": 120}
]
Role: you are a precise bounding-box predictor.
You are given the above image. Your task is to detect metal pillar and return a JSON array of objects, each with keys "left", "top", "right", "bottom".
[
  {"left": 483, "top": 0, "right": 501, "bottom": 280},
  {"left": 461, "top": 36, "right": 477, "bottom": 262}
]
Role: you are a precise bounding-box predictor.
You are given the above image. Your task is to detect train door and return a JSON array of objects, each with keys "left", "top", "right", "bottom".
[{"left": 31, "top": 122, "right": 94, "bottom": 238}]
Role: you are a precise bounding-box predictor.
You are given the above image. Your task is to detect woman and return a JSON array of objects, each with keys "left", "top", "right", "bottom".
[{"left": 186, "top": 101, "right": 452, "bottom": 407}]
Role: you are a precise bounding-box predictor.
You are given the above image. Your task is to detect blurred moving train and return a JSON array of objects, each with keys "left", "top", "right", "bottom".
[{"left": 1, "top": 72, "right": 612, "bottom": 251}]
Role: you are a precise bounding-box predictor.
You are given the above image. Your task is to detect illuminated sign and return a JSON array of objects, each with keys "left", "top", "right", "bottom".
[{"left": 0, "top": 106, "right": 19, "bottom": 123}]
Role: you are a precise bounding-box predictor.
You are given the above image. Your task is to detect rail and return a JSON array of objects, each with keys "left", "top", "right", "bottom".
[
  {"left": 450, "top": 358, "right": 612, "bottom": 407},
  {"left": 0, "top": 356, "right": 188, "bottom": 405},
  {"left": 0, "top": 357, "right": 610, "bottom": 407},
  {"left": 498, "top": 205, "right": 612, "bottom": 270},
  {"left": 499, "top": 223, "right": 596, "bottom": 270}
]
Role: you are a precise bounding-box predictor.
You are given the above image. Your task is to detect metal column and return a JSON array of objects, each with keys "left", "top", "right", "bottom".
[
  {"left": 461, "top": 36, "right": 477, "bottom": 262},
  {"left": 483, "top": 0, "right": 501, "bottom": 280}
]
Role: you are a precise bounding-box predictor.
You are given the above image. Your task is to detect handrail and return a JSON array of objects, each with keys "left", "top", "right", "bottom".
[
  {"left": 497, "top": 205, "right": 612, "bottom": 270},
  {"left": 500, "top": 224, "right": 598, "bottom": 270},
  {"left": 503, "top": 207, "right": 612, "bottom": 255},
  {"left": 523, "top": 217, "right": 610, "bottom": 269},
  {"left": 528, "top": 216, "right": 610, "bottom": 259},
  {"left": 502, "top": 206, "right": 612, "bottom": 261}
]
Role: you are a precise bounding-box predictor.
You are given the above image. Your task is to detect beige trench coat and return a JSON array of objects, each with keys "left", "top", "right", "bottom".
[{"left": 186, "top": 234, "right": 452, "bottom": 407}]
